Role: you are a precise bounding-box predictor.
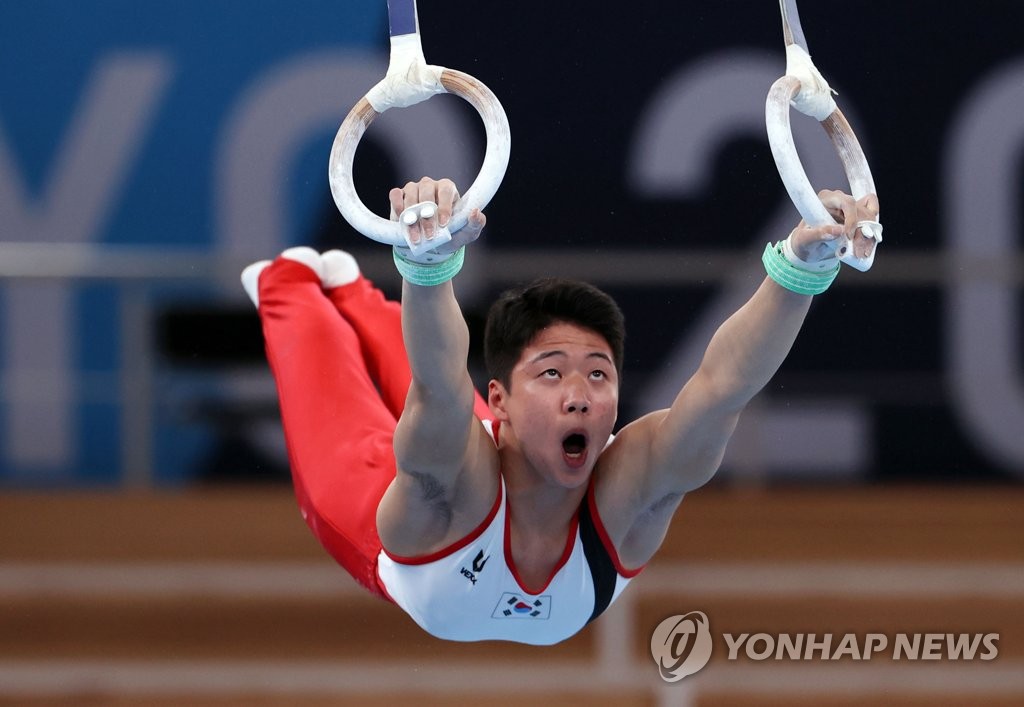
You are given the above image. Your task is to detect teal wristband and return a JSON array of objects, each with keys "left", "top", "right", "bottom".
[
  {"left": 393, "top": 246, "right": 465, "bottom": 286},
  {"left": 762, "top": 241, "right": 839, "bottom": 295}
]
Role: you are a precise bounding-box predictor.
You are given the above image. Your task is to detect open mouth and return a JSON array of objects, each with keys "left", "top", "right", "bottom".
[{"left": 562, "top": 433, "right": 588, "bottom": 462}]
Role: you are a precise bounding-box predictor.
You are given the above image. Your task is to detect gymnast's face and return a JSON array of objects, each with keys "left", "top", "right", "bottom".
[{"left": 488, "top": 321, "right": 619, "bottom": 488}]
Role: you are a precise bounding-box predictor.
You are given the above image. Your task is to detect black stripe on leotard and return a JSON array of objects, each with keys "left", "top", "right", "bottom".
[{"left": 579, "top": 494, "right": 618, "bottom": 624}]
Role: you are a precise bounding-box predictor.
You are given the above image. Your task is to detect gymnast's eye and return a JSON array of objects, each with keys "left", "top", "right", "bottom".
[{"left": 542, "top": 369, "right": 560, "bottom": 379}]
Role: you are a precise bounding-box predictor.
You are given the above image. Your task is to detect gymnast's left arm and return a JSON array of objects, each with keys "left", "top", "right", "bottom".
[{"left": 610, "top": 190, "right": 880, "bottom": 507}]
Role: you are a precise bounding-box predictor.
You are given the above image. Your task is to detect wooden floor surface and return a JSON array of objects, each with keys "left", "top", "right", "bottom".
[{"left": 1, "top": 484, "right": 1022, "bottom": 706}]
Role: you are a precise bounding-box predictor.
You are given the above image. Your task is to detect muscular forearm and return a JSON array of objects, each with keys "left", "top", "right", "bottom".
[
  {"left": 401, "top": 280, "right": 474, "bottom": 401},
  {"left": 389, "top": 177, "right": 489, "bottom": 481},
  {"left": 699, "top": 277, "right": 812, "bottom": 409},
  {"left": 393, "top": 279, "right": 477, "bottom": 476}
]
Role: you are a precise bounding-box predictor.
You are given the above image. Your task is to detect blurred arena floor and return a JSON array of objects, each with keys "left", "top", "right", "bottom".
[{"left": 1, "top": 485, "right": 1022, "bottom": 706}]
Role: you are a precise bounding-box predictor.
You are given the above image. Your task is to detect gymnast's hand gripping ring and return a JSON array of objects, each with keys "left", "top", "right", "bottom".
[
  {"left": 329, "top": 0, "right": 511, "bottom": 252},
  {"left": 766, "top": 0, "right": 881, "bottom": 272}
]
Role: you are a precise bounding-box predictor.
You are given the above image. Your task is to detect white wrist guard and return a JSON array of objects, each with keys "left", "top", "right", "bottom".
[
  {"left": 781, "top": 234, "right": 839, "bottom": 273},
  {"left": 399, "top": 201, "right": 452, "bottom": 257}
]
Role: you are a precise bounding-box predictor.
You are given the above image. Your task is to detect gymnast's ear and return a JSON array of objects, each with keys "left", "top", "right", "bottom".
[{"left": 487, "top": 380, "right": 510, "bottom": 421}]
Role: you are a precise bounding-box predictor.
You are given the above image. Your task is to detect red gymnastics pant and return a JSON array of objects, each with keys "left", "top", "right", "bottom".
[{"left": 256, "top": 256, "right": 491, "bottom": 600}]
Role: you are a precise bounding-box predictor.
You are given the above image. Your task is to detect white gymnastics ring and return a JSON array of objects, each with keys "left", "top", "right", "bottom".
[
  {"left": 328, "top": 2, "right": 510, "bottom": 248},
  {"left": 765, "top": 0, "right": 880, "bottom": 271}
]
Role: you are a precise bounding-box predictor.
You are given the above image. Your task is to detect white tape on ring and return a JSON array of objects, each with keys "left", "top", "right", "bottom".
[
  {"left": 366, "top": 35, "right": 445, "bottom": 112},
  {"left": 785, "top": 44, "right": 838, "bottom": 121}
]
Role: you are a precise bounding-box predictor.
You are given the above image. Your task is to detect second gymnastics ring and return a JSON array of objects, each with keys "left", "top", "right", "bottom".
[
  {"left": 328, "top": 0, "right": 511, "bottom": 250},
  {"left": 765, "top": 0, "right": 881, "bottom": 272}
]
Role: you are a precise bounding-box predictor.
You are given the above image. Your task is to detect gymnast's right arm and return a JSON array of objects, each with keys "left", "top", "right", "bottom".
[{"left": 377, "top": 178, "right": 497, "bottom": 556}]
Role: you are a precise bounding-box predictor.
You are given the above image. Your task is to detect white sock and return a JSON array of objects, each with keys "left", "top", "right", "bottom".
[
  {"left": 280, "top": 246, "right": 326, "bottom": 281},
  {"left": 320, "top": 250, "right": 360, "bottom": 288},
  {"left": 240, "top": 260, "right": 271, "bottom": 307},
  {"left": 241, "top": 246, "right": 328, "bottom": 307}
]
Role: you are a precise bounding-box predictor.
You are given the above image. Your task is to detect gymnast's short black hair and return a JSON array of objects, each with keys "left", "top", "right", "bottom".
[{"left": 484, "top": 278, "right": 625, "bottom": 388}]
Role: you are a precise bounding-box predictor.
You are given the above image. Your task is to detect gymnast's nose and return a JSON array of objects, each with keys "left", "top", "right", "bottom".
[{"left": 563, "top": 376, "right": 590, "bottom": 414}]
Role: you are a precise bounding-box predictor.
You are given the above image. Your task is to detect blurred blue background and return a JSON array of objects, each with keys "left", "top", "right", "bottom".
[{"left": 1, "top": 1, "right": 1021, "bottom": 487}]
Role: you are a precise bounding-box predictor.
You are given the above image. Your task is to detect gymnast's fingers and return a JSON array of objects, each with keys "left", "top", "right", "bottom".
[
  {"left": 436, "top": 178, "right": 459, "bottom": 227},
  {"left": 388, "top": 188, "right": 405, "bottom": 222},
  {"left": 853, "top": 194, "right": 881, "bottom": 259},
  {"left": 402, "top": 181, "right": 423, "bottom": 242}
]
